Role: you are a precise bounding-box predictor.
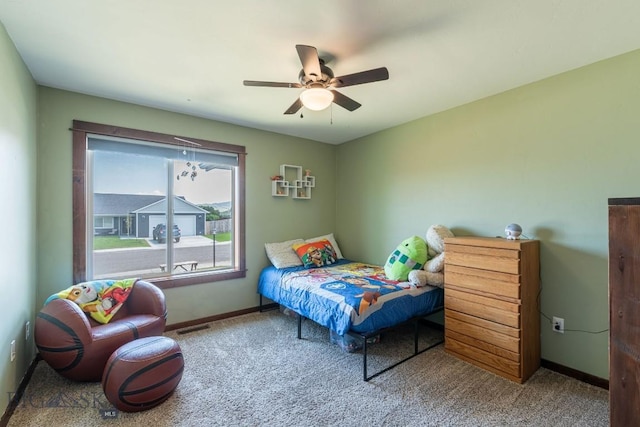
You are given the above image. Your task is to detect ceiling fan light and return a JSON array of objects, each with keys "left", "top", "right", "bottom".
[{"left": 299, "top": 88, "right": 334, "bottom": 111}]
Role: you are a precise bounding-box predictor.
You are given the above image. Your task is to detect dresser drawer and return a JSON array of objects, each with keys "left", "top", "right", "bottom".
[
  {"left": 445, "top": 264, "right": 521, "bottom": 300},
  {"left": 446, "top": 288, "right": 520, "bottom": 313},
  {"left": 446, "top": 329, "right": 520, "bottom": 362},
  {"left": 445, "top": 293, "right": 520, "bottom": 328},
  {"left": 447, "top": 245, "right": 520, "bottom": 274},
  {"left": 446, "top": 336, "right": 521, "bottom": 378},
  {"left": 445, "top": 310, "right": 520, "bottom": 353}
]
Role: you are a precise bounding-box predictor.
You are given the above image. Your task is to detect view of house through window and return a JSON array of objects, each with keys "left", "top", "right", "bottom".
[{"left": 81, "top": 131, "right": 242, "bottom": 284}]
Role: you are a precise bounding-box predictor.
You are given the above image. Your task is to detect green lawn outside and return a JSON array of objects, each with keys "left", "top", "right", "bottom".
[
  {"left": 204, "top": 232, "right": 231, "bottom": 242},
  {"left": 93, "top": 233, "right": 230, "bottom": 250},
  {"left": 93, "top": 236, "right": 151, "bottom": 250}
]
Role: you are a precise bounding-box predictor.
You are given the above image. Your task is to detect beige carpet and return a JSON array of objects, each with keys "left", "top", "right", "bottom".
[{"left": 8, "top": 310, "right": 609, "bottom": 426}]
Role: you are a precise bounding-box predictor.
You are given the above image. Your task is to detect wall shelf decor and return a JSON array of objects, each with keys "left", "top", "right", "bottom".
[{"left": 271, "top": 164, "right": 315, "bottom": 199}]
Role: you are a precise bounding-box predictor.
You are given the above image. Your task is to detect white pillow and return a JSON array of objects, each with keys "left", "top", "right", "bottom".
[
  {"left": 305, "top": 233, "right": 344, "bottom": 259},
  {"left": 265, "top": 239, "right": 304, "bottom": 268}
]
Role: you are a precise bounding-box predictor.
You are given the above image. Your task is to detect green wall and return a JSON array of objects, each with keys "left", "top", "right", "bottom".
[
  {"left": 337, "top": 48, "right": 640, "bottom": 379},
  {"left": 36, "top": 87, "right": 337, "bottom": 323},
  {"left": 0, "top": 23, "right": 37, "bottom": 414}
]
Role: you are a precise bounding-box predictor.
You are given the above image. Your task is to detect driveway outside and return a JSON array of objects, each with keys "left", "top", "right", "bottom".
[{"left": 93, "top": 236, "right": 230, "bottom": 277}]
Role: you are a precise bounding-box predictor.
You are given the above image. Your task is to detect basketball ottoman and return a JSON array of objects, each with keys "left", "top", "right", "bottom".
[{"left": 102, "top": 336, "right": 184, "bottom": 412}]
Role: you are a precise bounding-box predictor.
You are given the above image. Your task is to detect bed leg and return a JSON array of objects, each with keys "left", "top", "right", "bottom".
[
  {"left": 414, "top": 319, "right": 420, "bottom": 354},
  {"left": 360, "top": 314, "right": 444, "bottom": 381},
  {"left": 363, "top": 335, "right": 369, "bottom": 381},
  {"left": 297, "top": 314, "right": 302, "bottom": 339}
]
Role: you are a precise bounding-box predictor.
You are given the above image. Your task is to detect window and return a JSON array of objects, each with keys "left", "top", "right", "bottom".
[
  {"left": 72, "top": 121, "right": 246, "bottom": 289},
  {"left": 94, "top": 217, "right": 114, "bottom": 229}
]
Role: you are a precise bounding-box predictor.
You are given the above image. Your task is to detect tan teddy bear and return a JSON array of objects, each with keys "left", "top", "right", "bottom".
[{"left": 407, "top": 224, "right": 454, "bottom": 288}]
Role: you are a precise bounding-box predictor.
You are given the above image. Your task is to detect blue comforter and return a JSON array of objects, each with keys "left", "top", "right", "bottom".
[{"left": 257, "top": 260, "right": 443, "bottom": 335}]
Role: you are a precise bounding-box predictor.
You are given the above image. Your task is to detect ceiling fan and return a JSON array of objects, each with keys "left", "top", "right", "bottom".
[{"left": 243, "top": 44, "right": 389, "bottom": 115}]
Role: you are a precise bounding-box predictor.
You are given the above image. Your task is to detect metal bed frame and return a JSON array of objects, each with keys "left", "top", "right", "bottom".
[{"left": 259, "top": 295, "right": 444, "bottom": 381}]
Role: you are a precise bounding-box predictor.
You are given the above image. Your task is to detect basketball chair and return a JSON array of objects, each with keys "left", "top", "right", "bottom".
[{"left": 34, "top": 280, "right": 167, "bottom": 382}]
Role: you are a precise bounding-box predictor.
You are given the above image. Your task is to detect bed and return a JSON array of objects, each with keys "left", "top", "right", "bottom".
[{"left": 258, "top": 244, "right": 445, "bottom": 381}]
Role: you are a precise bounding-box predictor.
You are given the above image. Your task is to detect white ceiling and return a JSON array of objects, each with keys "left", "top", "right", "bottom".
[{"left": 1, "top": 1, "right": 639, "bottom": 144}]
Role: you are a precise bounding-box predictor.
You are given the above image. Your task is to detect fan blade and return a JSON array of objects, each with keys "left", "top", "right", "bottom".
[
  {"left": 243, "top": 80, "right": 302, "bottom": 88},
  {"left": 295, "top": 45, "right": 322, "bottom": 80},
  {"left": 331, "top": 67, "right": 389, "bottom": 88},
  {"left": 332, "top": 90, "right": 361, "bottom": 111},
  {"left": 284, "top": 98, "right": 303, "bottom": 115}
]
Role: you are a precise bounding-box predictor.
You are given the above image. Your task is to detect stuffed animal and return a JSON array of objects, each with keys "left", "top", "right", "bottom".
[
  {"left": 408, "top": 225, "right": 454, "bottom": 288},
  {"left": 44, "top": 279, "right": 137, "bottom": 324},
  {"left": 45, "top": 281, "right": 105, "bottom": 311},
  {"left": 384, "top": 235, "right": 428, "bottom": 281}
]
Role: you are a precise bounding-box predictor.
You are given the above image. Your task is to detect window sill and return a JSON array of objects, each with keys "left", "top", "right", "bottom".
[{"left": 149, "top": 269, "right": 247, "bottom": 289}]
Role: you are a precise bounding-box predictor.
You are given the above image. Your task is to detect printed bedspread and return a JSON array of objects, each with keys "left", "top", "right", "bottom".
[{"left": 257, "top": 259, "right": 444, "bottom": 336}]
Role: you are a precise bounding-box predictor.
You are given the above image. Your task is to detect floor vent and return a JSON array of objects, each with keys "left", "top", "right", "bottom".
[{"left": 176, "top": 324, "right": 210, "bottom": 335}]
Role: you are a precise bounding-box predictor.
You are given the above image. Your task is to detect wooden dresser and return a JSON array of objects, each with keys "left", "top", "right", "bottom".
[{"left": 443, "top": 236, "right": 540, "bottom": 383}]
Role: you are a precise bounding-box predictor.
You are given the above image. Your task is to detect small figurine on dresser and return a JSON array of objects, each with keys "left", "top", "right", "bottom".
[{"left": 505, "top": 223, "right": 522, "bottom": 240}]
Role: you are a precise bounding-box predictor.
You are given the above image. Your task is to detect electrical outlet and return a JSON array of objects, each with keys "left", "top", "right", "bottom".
[
  {"left": 25, "top": 321, "right": 30, "bottom": 341},
  {"left": 10, "top": 340, "right": 16, "bottom": 362},
  {"left": 552, "top": 316, "right": 564, "bottom": 334}
]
